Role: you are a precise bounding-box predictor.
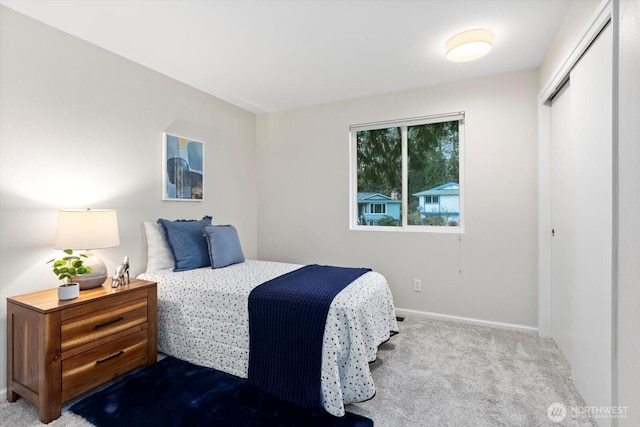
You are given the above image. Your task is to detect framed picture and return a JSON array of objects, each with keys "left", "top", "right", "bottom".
[{"left": 162, "top": 132, "right": 204, "bottom": 201}]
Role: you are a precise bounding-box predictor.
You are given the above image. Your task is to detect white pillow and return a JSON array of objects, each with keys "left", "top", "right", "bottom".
[{"left": 143, "top": 221, "right": 174, "bottom": 272}]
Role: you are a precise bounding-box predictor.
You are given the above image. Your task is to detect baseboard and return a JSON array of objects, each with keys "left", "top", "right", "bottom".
[
  {"left": 394, "top": 307, "right": 538, "bottom": 334},
  {"left": 0, "top": 387, "right": 6, "bottom": 401}
]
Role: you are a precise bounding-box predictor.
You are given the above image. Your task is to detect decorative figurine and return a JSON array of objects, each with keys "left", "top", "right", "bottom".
[{"left": 112, "top": 256, "right": 130, "bottom": 288}]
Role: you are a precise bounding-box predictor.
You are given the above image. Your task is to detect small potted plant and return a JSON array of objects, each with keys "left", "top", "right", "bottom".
[{"left": 48, "top": 249, "right": 93, "bottom": 300}]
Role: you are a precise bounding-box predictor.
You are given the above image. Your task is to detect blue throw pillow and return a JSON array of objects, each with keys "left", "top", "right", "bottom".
[
  {"left": 202, "top": 225, "right": 245, "bottom": 269},
  {"left": 157, "top": 216, "right": 212, "bottom": 272}
]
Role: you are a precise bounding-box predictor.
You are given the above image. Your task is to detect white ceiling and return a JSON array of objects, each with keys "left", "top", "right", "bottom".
[{"left": 1, "top": 0, "right": 571, "bottom": 113}]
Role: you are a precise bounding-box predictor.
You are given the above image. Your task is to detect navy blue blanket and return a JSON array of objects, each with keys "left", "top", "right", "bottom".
[{"left": 248, "top": 264, "right": 371, "bottom": 411}]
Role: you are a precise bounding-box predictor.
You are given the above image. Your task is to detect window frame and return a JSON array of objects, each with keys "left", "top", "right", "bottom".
[
  {"left": 425, "top": 196, "right": 440, "bottom": 204},
  {"left": 349, "top": 112, "right": 465, "bottom": 233}
]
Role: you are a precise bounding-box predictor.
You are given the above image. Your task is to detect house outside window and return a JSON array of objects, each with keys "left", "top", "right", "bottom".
[
  {"left": 357, "top": 193, "right": 400, "bottom": 226},
  {"left": 350, "top": 113, "right": 464, "bottom": 231},
  {"left": 413, "top": 182, "right": 460, "bottom": 226}
]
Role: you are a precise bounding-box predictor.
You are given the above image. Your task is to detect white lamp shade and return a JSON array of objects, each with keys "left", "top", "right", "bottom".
[
  {"left": 446, "top": 29, "right": 493, "bottom": 62},
  {"left": 54, "top": 209, "right": 120, "bottom": 250}
]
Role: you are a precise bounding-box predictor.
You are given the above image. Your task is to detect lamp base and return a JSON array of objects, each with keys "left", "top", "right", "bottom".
[{"left": 75, "top": 252, "right": 109, "bottom": 290}]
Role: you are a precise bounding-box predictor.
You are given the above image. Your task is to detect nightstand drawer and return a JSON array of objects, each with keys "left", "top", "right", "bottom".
[
  {"left": 61, "top": 296, "right": 147, "bottom": 352},
  {"left": 61, "top": 329, "right": 148, "bottom": 402}
]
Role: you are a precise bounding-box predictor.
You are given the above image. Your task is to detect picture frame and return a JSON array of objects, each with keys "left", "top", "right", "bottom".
[{"left": 162, "top": 132, "right": 204, "bottom": 201}]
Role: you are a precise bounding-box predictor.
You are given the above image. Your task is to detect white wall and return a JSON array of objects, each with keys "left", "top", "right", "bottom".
[
  {"left": 257, "top": 70, "right": 539, "bottom": 328},
  {"left": 0, "top": 6, "right": 257, "bottom": 393},
  {"left": 538, "top": 0, "right": 601, "bottom": 89},
  {"left": 616, "top": 1, "right": 640, "bottom": 425}
]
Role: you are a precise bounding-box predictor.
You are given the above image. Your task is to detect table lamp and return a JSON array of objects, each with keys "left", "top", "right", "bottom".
[{"left": 54, "top": 209, "right": 120, "bottom": 289}]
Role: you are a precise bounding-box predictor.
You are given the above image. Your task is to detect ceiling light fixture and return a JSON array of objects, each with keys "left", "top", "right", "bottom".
[{"left": 446, "top": 29, "right": 494, "bottom": 62}]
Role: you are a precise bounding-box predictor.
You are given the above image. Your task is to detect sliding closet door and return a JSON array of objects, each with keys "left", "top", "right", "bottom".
[
  {"left": 550, "top": 22, "right": 612, "bottom": 416},
  {"left": 550, "top": 82, "right": 573, "bottom": 365},
  {"left": 568, "top": 22, "right": 612, "bottom": 411}
]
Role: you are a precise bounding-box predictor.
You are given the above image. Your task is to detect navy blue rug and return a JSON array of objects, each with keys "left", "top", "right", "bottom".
[{"left": 70, "top": 356, "right": 374, "bottom": 427}]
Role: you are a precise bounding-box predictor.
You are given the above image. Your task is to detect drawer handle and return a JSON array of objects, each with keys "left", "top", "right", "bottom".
[
  {"left": 96, "top": 350, "right": 125, "bottom": 365},
  {"left": 94, "top": 316, "right": 124, "bottom": 329}
]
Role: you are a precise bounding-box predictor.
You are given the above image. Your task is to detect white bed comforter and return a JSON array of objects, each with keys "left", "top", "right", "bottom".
[{"left": 138, "top": 259, "right": 398, "bottom": 416}]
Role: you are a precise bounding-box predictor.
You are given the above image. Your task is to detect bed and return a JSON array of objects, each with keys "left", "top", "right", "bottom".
[{"left": 138, "top": 220, "right": 398, "bottom": 417}]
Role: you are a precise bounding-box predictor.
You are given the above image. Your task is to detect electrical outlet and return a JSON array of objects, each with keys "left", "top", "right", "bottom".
[{"left": 413, "top": 279, "right": 422, "bottom": 292}]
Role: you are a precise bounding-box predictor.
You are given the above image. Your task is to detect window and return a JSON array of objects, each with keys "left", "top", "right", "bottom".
[
  {"left": 371, "top": 203, "right": 386, "bottom": 214},
  {"left": 350, "top": 113, "right": 464, "bottom": 231}
]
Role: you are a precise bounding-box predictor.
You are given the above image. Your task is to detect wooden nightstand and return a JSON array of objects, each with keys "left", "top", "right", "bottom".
[{"left": 6, "top": 278, "right": 157, "bottom": 423}]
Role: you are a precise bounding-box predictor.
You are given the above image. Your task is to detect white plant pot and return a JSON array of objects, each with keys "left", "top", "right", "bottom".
[{"left": 58, "top": 282, "right": 79, "bottom": 300}]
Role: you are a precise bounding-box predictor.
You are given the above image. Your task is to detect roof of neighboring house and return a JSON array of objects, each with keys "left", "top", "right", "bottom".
[
  {"left": 357, "top": 192, "right": 401, "bottom": 203},
  {"left": 412, "top": 182, "right": 459, "bottom": 197}
]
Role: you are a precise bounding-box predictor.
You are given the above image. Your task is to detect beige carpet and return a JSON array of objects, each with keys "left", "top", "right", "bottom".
[
  {"left": 348, "top": 317, "right": 594, "bottom": 426},
  {"left": 0, "top": 316, "right": 594, "bottom": 426}
]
